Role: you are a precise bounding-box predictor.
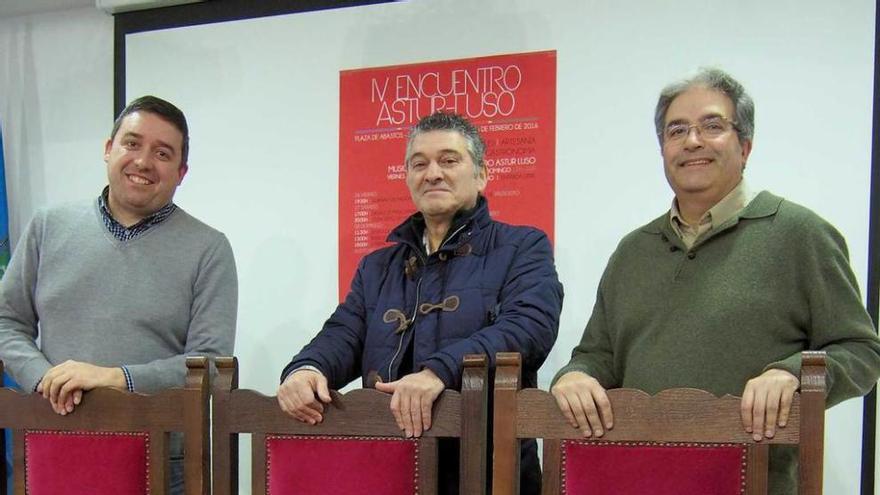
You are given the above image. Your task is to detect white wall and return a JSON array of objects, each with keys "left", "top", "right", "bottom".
[
  {"left": 1, "top": 1, "right": 877, "bottom": 493},
  {"left": 0, "top": 7, "right": 113, "bottom": 241}
]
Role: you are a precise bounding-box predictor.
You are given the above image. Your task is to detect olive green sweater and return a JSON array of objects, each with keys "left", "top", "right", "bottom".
[{"left": 555, "top": 191, "right": 880, "bottom": 494}]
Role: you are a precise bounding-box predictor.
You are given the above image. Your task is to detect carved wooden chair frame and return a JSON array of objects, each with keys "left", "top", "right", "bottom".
[
  {"left": 211, "top": 354, "right": 488, "bottom": 495},
  {"left": 0, "top": 357, "right": 210, "bottom": 495},
  {"left": 492, "top": 351, "right": 826, "bottom": 495}
]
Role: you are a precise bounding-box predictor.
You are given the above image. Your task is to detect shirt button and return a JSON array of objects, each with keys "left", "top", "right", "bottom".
[{"left": 687, "top": 252, "right": 696, "bottom": 259}]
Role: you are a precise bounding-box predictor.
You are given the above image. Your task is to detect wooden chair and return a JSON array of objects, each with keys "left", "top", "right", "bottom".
[
  {"left": 0, "top": 357, "right": 211, "bottom": 495},
  {"left": 492, "top": 351, "right": 826, "bottom": 495},
  {"left": 212, "top": 355, "right": 488, "bottom": 495}
]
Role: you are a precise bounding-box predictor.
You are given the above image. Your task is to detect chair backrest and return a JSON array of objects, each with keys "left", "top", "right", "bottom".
[
  {"left": 0, "top": 357, "right": 211, "bottom": 495},
  {"left": 492, "top": 351, "right": 826, "bottom": 495},
  {"left": 212, "top": 355, "right": 488, "bottom": 495}
]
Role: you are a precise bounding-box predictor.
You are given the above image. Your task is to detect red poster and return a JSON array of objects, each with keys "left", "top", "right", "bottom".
[{"left": 339, "top": 51, "right": 556, "bottom": 299}]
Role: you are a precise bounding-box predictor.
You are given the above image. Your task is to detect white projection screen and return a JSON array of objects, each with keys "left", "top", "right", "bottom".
[{"left": 122, "top": 0, "right": 878, "bottom": 492}]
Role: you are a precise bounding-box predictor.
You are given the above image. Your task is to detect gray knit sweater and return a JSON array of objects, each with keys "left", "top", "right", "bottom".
[
  {"left": 0, "top": 200, "right": 237, "bottom": 393},
  {"left": 555, "top": 191, "right": 880, "bottom": 494}
]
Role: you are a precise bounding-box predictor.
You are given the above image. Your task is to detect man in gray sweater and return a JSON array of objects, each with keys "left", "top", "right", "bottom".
[{"left": 0, "top": 95, "right": 236, "bottom": 445}]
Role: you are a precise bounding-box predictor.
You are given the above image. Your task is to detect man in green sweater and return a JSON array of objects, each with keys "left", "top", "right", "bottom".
[{"left": 551, "top": 68, "right": 880, "bottom": 493}]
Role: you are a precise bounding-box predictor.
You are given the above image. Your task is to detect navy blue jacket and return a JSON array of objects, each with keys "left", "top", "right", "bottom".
[
  {"left": 283, "top": 196, "right": 561, "bottom": 390},
  {"left": 282, "top": 197, "right": 562, "bottom": 494}
]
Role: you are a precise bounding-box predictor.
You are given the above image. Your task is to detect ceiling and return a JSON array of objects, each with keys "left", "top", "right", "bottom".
[{"left": 0, "top": 0, "right": 97, "bottom": 19}]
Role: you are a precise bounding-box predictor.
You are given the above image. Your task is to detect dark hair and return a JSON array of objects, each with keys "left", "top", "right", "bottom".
[
  {"left": 406, "top": 112, "right": 485, "bottom": 174},
  {"left": 654, "top": 67, "right": 754, "bottom": 146},
  {"left": 110, "top": 95, "right": 189, "bottom": 165}
]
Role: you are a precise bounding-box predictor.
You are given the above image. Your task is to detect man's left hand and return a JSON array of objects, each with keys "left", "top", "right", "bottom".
[
  {"left": 740, "top": 368, "right": 800, "bottom": 441},
  {"left": 374, "top": 368, "right": 445, "bottom": 438},
  {"left": 36, "top": 360, "right": 126, "bottom": 415}
]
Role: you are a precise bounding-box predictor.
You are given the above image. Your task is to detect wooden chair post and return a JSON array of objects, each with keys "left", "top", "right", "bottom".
[
  {"left": 183, "top": 357, "right": 210, "bottom": 495},
  {"left": 744, "top": 442, "right": 769, "bottom": 495},
  {"left": 10, "top": 428, "right": 21, "bottom": 495},
  {"left": 493, "top": 352, "right": 522, "bottom": 495},
  {"left": 149, "top": 424, "right": 170, "bottom": 495},
  {"left": 211, "top": 357, "right": 239, "bottom": 495},
  {"left": 798, "top": 351, "right": 826, "bottom": 495},
  {"left": 460, "top": 354, "right": 489, "bottom": 495}
]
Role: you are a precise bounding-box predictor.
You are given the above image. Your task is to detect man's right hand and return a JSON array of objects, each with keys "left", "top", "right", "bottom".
[
  {"left": 37, "top": 360, "right": 125, "bottom": 415},
  {"left": 277, "top": 369, "right": 332, "bottom": 424},
  {"left": 550, "top": 371, "right": 614, "bottom": 437}
]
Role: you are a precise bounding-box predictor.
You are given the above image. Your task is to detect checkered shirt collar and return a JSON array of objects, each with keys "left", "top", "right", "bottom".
[{"left": 98, "top": 187, "right": 177, "bottom": 242}]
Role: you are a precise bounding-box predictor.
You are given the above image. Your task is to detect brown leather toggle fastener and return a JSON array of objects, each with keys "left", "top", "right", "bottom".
[
  {"left": 383, "top": 308, "right": 410, "bottom": 334},
  {"left": 366, "top": 370, "right": 381, "bottom": 388},
  {"left": 454, "top": 243, "right": 472, "bottom": 256},
  {"left": 404, "top": 255, "right": 419, "bottom": 280},
  {"left": 418, "top": 295, "right": 460, "bottom": 315}
]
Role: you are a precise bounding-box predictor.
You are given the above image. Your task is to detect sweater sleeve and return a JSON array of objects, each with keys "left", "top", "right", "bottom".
[
  {"left": 124, "top": 234, "right": 238, "bottom": 392},
  {"left": 552, "top": 256, "right": 619, "bottom": 389},
  {"left": 765, "top": 211, "right": 880, "bottom": 407},
  {"left": 419, "top": 229, "right": 563, "bottom": 389},
  {"left": 0, "top": 212, "right": 53, "bottom": 392}
]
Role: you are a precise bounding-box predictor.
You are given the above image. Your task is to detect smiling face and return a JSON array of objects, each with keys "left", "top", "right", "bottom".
[
  {"left": 103, "top": 111, "right": 188, "bottom": 226},
  {"left": 661, "top": 86, "right": 752, "bottom": 204},
  {"left": 405, "top": 130, "right": 487, "bottom": 224}
]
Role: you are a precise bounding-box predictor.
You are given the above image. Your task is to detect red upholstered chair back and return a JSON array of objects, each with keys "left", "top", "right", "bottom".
[
  {"left": 23, "top": 431, "right": 150, "bottom": 495},
  {"left": 265, "top": 435, "right": 418, "bottom": 495},
  {"left": 560, "top": 441, "right": 747, "bottom": 495},
  {"left": 0, "top": 357, "right": 211, "bottom": 495},
  {"left": 491, "top": 352, "right": 826, "bottom": 495},
  {"left": 211, "top": 355, "right": 488, "bottom": 495}
]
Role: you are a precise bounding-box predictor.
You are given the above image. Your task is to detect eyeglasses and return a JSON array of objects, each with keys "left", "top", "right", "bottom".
[{"left": 662, "top": 116, "right": 738, "bottom": 144}]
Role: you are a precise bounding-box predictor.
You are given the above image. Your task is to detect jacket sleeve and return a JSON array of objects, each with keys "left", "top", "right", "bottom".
[
  {"left": 420, "top": 229, "right": 563, "bottom": 389},
  {"left": 551, "top": 261, "right": 619, "bottom": 389},
  {"left": 765, "top": 212, "right": 880, "bottom": 407},
  {"left": 0, "top": 213, "right": 53, "bottom": 392},
  {"left": 280, "top": 258, "right": 368, "bottom": 389},
  {"left": 124, "top": 234, "right": 238, "bottom": 392}
]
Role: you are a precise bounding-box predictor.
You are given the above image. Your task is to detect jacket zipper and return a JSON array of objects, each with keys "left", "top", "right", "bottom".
[
  {"left": 387, "top": 276, "right": 422, "bottom": 380},
  {"left": 384, "top": 223, "right": 468, "bottom": 381}
]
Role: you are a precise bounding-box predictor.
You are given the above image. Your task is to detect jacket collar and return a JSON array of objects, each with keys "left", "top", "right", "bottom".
[{"left": 388, "top": 195, "right": 491, "bottom": 255}]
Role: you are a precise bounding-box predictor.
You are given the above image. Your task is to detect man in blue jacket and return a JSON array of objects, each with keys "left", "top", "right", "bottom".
[{"left": 278, "top": 112, "right": 562, "bottom": 493}]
